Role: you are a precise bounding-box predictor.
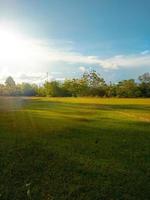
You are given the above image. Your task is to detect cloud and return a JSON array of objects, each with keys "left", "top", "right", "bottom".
[
  {"left": 101, "top": 53, "right": 150, "bottom": 69},
  {"left": 46, "top": 51, "right": 150, "bottom": 70},
  {"left": 0, "top": 26, "right": 150, "bottom": 83},
  {"left": 0, "top": 72, "right": 49, "bottom": 83},
  {"left": 16, "top": 73, "right": 48, "bottom": 83},
  {"left": 55, "top": 77, "right": 66, "bottom": 81},
  {"left": 79, "top": 66, "right": 86, "bottom": 72}
]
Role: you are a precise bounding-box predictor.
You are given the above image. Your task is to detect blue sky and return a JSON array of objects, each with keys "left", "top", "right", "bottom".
[{"left": 0, "top": 0, "right": 150, "bottom": 83}]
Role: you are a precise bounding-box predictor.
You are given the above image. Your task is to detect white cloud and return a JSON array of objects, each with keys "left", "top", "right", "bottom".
[
  {"left": 16, "top": 73, "right": 48, "bottom": 83},
  {"left": 0, "top": 72, "right": 49, "bottom": 84},
  {"left": 101, "top": 54, "right": 150, "bottom": 69},
  {"left": 46, "top": 51, "right": 150, "bottom": 70},
  {"left": 79, "top": 66, "right": 86, "bottom": 72},
  {"left": 0, "top": 25, "right": 150, "bottom": 83},
  {"left": 56, "top": 77, "right": 66, "bottom": 81}
]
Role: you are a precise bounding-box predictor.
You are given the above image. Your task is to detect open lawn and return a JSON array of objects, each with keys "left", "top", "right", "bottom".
[{"left": 0, "top": 97, "right": 150, "bottom": 200}]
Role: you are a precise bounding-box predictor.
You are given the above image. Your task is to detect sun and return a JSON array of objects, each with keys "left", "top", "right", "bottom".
[
  {"left": 0, "top": 25, "right": 50, "bottom": 74},
  {"left": 0, "top": 26, "right": 43, "bottom": 69},
  {"left": 0, "top": 28, "right": 26, "bottom": 61},
  {"left": 0, "top": 26, "right": 49, "bottom": 66}
]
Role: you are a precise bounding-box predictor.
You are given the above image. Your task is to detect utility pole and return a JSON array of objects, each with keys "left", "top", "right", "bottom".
[
  {"left": 46, "top": 72, "right": 49, "bottom": 82},
  {"left": 46, "top": 72, "right": 49, "bottom": 97}
]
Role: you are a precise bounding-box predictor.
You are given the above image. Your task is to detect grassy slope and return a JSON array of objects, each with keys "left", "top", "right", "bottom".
[{"left": 0, "top": 97, "right": 150, "bottom": 200}]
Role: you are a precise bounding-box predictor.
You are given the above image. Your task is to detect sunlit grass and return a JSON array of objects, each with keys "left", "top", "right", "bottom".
[{"left": 0, "top": 97, "right": 150, "bottom": 199}]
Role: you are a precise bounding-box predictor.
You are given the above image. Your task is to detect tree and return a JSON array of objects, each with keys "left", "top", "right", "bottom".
[
  {"left": 116, "top": 79, "right": 141, "bottom": 97},
  {"left": 4, "top": 76, "right": 16, "bottom": 95},
  {"left": 0, "top": 84, "right": 5, "bottom": 96},
  {"left": 5, "top": 76, "right": 16, "bottom": 87},
  {"left": 43, "top": 81, "right": 63, "bottom": 97},
  {"left": 139, "top": 72, "right": 150, "bottom": 83},
  {"left": 82, "top": 71, "right": 106, "bottom": 96},
  {"left": 106, "top": 82, "right": 117, "bottom": 97},
  {"left": 0, "top": 71, "right": 149, "bottom": 97},
  {"left": 62, "top": 79, "right": 79, "bottom": 97},
  {"left": 37, "top": 86, "right": 47, "bottom": 97},
  {"left": 138, "top": 73, "right": 150, "bottom": 97},
  {"left": 21, "top": 83, "right": 37, "bottom": 96}
]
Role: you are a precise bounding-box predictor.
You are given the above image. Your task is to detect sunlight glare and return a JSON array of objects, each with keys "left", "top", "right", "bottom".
[
  {"left": 0, "top": 26, "right": 49, "bottom": 71},
  {"left": 0, "top": 28, "right": 27, "bottom": 61}
]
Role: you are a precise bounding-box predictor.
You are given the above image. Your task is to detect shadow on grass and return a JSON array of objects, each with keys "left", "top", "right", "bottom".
[
  {"left": 0, "top": 134, "right": 150, "bottom": 199},
  {"left": 0, "top": 97, "right": 150, "bottom": 199},
  {"left": 21, "top": 98, "right": 150, "bottom": 112}
]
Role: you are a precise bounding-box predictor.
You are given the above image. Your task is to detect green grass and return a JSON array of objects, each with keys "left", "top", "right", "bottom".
[{"left": 0, "top": 97, "right": 150, "bottom": 200}]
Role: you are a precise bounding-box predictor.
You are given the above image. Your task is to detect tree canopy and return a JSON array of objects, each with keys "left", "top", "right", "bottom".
[{"left": 0, "top": 71, "right": 149, "bottom": 97}]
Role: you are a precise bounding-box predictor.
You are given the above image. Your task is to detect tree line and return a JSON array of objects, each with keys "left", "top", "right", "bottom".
[{"left": 0, "top": 71, "right": 150, "bottom": 97}]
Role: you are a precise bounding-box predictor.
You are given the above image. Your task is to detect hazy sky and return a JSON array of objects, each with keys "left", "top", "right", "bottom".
[{"left": 0, "top": 0, "right": 150, "bottom": 83}]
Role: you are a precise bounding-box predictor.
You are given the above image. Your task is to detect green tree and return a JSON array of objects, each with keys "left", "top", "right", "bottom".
[
  {"left": 5, "top": 76, "right": 16, "bottom": 87},
  {"left": 106, "top": 82, "right": 117, "bottom": 97},
  {"left": 139, "top": 72, "right": 150, "bottom": 83},
  {"left": 138, "top": 73, "right": 150, "bottom": 97},
  {"left": 44, "top": 81, "right": 63, "bottom": 97},
  {"left": 21, "top": 83, "right": 37, "bottom": 96},
  {"left": 5, "top": 76, "right": 16, "bottom": 95},
  {"left": 116, "top": 79, "right": 141, "bottom": 97},
  {"left": 0, "top": 84, "right": 5, "bottom": 96},
  {"left": 82, "top": 71, "right": 106, "bottom": 96}
]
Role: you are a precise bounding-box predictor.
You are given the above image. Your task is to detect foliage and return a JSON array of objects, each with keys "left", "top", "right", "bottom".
[
  {"left": 116, "top": 79, "right": 141, "bottom": 97},
  {"left": 5, "top": 76, "right": 16, "bottom": 87},
  {"left": 139, "top": 72, "right": 150, "bottom": 83},
  {"left": 0, "top": 71, "right": 150, "bottom": 97},
  {"left": 138, "top": 72, "right": 150, "bottom": 97}
]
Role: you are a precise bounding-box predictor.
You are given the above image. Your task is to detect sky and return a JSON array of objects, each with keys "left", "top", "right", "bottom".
[{"left": 0, "top": 0, "right": 150, "bottom": 83}]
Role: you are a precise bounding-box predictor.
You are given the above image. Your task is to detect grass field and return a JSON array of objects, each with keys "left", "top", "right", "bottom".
[{"left": 0, "top": 97, "right": 150, "bottom": 200}]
